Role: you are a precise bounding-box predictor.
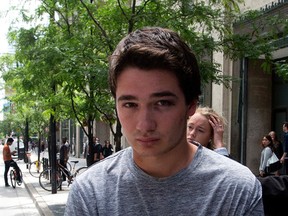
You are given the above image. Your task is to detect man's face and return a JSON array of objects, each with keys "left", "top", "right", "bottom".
[
  {"left": 116, "top": 67, "right": 196, "bottom": 161},
  {"left": 187, "top": 113, "right": 212, "bottom": 147}
]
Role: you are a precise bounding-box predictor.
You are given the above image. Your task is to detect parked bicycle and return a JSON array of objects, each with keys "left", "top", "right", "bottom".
[
  {"left": 27, "top": 151, "right": 72, "bottom": 178},
  {"left": 26, "top": 151, "right": 43, "bottom": 178},
  {"left": 29, "top": 159, "right": 72, "bottom": 178},
  {"left": 28, "top": 159, "right": 43, "bottom": 178},
  {"left": 39, "top": 160, "right": 87, "bottom": 191},
  {"left": 10, "top": 167, "right": 23, "bottom": 188}
]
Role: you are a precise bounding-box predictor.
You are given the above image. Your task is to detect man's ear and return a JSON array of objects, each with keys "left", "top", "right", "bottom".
[{"left": 187, "top": 99, "right": 198, "bottom": 117}]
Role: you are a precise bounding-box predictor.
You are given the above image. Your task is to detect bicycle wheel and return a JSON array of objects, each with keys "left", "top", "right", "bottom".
[
  {"left": 17, "top": 169, "right": 23, "bottom": 186},
  {"left": 29, "top": 160, "right": 43, "bottom": 178},
  {"left": 10, "top": 170, "right": 16, "bottom": 188},
  {"left": 39, "top": 168, "right": 62, "bottom": 191},
  {"left": 74, "top": 166, "right": 88, "bottom": 178}
]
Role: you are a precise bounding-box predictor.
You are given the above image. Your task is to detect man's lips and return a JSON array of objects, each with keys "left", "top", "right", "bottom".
[
  {"left": 136, "top": 138, "right": 159, "bottom": 142},
  {"left": 136, "top": 137, "right": 160, "bottom": 143}
]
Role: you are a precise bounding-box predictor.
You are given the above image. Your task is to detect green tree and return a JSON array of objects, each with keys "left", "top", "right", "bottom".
[{"left": 1, "top": 0, "right": 288, "bottom": 167}]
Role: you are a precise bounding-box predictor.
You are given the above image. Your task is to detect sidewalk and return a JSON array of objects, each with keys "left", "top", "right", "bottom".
[{"left": 20, "top": 151, "right": 87, "bottom": 216}]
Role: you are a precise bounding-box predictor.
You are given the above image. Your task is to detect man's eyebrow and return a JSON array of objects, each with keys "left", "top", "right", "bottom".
[
  {"left": 117, "top": 91, "right": 178, "bottom": 102},
  {"left": 117, "top": 95, "right": 137, "bottom": 102},
  {"left": 151, "top": 91, "right": 178, "bottom": 98}
]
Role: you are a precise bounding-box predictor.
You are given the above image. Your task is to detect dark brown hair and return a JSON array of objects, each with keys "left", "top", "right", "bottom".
[
  {"left": 109, "top": 27, "right": 201, "bottom": 105},
  {"left": 263, "top": 135, "right": 275, "bottom": 152}
]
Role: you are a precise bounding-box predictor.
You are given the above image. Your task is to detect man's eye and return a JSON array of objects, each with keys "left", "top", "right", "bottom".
[
  {"left": 123, "top": 102, "right": 137, "bottom": 108},
  {"left": 156, "top": 100, "right": 174, "bottom": 106}
]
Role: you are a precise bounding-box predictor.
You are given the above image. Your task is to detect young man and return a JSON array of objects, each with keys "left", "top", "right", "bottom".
[
  {"left": 3, "top": 137, "right": 21, "bottom": 186},
  {"left": 65, "top": 27, "right": 263, "bottom": 215}
]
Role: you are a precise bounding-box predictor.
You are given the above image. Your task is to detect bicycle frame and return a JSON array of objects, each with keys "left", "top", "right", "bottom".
[
  {"left": 57, "top": 161, "right": 87, "bottom": 186},
  {"left": 57, "top": 162, "right": 73, "bottom": 185},
  {"left": 39, "top": 160, "right": 88, "bottom": 191}
]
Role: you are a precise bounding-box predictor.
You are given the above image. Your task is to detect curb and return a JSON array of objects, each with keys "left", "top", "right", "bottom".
[
  {"left": 17, "top": 154, "right": 86, "bottom": 215},
  {"left": 23, "top": 170, "right": 54, "bottom": 216}
]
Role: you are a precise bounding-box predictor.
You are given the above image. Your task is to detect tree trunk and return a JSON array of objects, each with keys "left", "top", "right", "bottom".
[
  {"left": 24, "top": 119, "right": 29, "bottom": 162},
  {"left": 115, "top": 118, "right": 122, "bottom": 152},
  {"left": 86, "top": 117, "right": 95, "bottom": 167}
]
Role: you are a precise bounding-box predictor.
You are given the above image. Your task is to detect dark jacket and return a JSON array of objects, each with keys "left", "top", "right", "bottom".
[{"left": 257, "top": 176, "right": 288, "bottom": 216}]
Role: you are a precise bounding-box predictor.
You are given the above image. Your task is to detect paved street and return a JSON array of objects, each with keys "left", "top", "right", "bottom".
[
  {"left": 0, "top": 145, "right": 87, "bottom": 215},
  {"left": 0, "top": 145, "right": 40, "bottom": 215}
]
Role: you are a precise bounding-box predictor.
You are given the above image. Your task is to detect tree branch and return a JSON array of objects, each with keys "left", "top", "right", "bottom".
[{"left": 79, "top": 0, "right": 113, "bottom": 52}]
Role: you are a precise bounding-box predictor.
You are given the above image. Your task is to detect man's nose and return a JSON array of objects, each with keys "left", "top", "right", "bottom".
[{"left": 136, "top": 108, "right": 156, "bottom": 132}]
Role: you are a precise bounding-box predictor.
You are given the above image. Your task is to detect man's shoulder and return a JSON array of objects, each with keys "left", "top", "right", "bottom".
[
  {"left": 76, "top": 148, "right": 131, "bottom": 182},
  {"left": 201, "top": 147, "right": 254, "bottom": 176},
  {"left": 3, "top": 144, "right": 9, "bottom": 150},
  {"left": 89, "top": 148, "right": 130, "bottom": 169}
]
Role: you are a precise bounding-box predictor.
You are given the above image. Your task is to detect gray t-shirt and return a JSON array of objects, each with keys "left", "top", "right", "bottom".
[{"left": 65, "top": 145, "right": 263, "bottom": 216}]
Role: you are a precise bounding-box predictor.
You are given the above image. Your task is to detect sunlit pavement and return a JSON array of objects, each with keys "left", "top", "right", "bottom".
[
  {"left": 0, "top": 145, "right": 40, "bottom": 215},
  {"left": 0, "top": 145, "right": 86, "bottom": 216}
]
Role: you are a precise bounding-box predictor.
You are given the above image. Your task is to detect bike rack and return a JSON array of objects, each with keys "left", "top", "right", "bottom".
[{"left": 43, "top": 158, "right": 49, "bottom": 170}]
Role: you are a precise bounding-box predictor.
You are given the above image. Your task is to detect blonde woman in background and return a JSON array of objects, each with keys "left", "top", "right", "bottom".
[{"left": 187, "top": 106, "right": 229, "bottom": 156}]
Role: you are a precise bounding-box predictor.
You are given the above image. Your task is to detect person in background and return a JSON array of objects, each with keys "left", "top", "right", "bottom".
[
  {"left": 82, "top": 139, "right": 88, "bottom": 159},
  {"left": 102, "top": 140, "right": 113, "bottom": 158},
  {"left": 65, "top": 27, "right": 263, "bottom": 215},
  {"left": 280, "top": 122, "right": 288, "bottom": 175},
  {"left": 41, "top": 141, "right": 45, "bottom": 152},
  {"left": 59, "top": 137, "right": 69, "bottom": 181},
  {"left": 257, "top": 175, "right": 288, "bottom": 215},
  {"left": 187, "top": 106, "right": 229, "bottom": 157},
  {"left": 259, "top": 135, "right": 275, "bottom": 177},
  {"left": 269, "top": 131, "right": 283, "bottom": 176},
  {"left": 257, "top": 125, "right": 288, "bottom": 215},
  {"left": 3, "top": 137, "right": 21, "bottom": 186},
  {"left": 93, "top": 137, "right": 104, "bottom": 163}
]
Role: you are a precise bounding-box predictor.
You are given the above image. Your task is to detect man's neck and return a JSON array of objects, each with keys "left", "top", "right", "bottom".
[{"left": 133, "top": 143, "right": 197, "bottom": 178}]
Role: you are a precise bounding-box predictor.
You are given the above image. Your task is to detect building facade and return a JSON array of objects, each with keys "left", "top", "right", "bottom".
[
  {"left": 59, "top": 1, "right": 288, "bottom": 174},
  {"left": 212, "top": 0, "right": 288, "bottom": 174}
]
